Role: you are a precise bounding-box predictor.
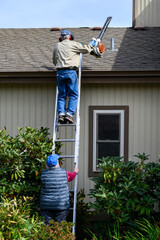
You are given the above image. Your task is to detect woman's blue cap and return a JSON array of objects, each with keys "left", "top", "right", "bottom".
[{"left": 46, "top": 154, "right": 59, "bottom": 167}]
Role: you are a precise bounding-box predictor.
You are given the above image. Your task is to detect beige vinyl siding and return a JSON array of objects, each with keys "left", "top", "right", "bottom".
[
  {"left": 0, "top": 83, "right": 56, "bottom": 136},
  {"left": 0, "top": 82, "right": 160, "bottom": 200},
  {"left": 134, "top": 0, "right": 160, "bottom": 27}
]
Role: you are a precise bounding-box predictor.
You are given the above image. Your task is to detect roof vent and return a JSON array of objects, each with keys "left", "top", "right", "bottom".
[
  {"left": 134, "top": 26, "right": 145, "bottom": 30},
  {"left": 50, "top": 27, "right": 62, "bottom": 31},
  {"left": 91, "top": 27, "right": 102, "bottom": 30}
]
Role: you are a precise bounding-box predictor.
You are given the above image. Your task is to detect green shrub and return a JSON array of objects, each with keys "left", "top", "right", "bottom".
[
  {"left": 143, "top": 162, "right": 160, "bottom": 211},
  {"left": 31, "top": 220, "right": 75, "bottom": 240},
  {"left": 89, "top": 154, "right": 160, "bottom": 226},
  {"left": 0, "top": 196, "right": 43, "bottom": 240},
  {"left": 0, "top": 197, "right": 75, "bottom": 240}
]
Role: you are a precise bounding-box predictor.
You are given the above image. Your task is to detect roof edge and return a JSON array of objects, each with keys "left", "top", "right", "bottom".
[{"left": 0, "top": 70, "right": 160, "bottom": 84}]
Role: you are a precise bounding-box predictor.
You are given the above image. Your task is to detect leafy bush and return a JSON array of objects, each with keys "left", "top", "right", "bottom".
[
  {"left": 89, "top": 154, "right": 160, "bottom": 226},
  {"left": 31, "top": 220, "right": 75, "bottom": 240},
  {"left": 0, "top": 197, "right": 75, "bottom": 240},
  {"left": 0, "top": 196, "right": 43, "bottom": 239},
  {"left": 0, "top": 127, "right": 62, "bottom": 212}
]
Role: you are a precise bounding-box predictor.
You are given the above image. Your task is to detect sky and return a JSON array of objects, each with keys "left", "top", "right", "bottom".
[{"left": 0, "top": 0, "right": 132, "bottom": 28}]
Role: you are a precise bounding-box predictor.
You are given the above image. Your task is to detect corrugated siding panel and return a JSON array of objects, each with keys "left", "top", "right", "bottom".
[
  {"left": 135, "top": 0, "right": 160, "bottom": 27},
  {"left": 0, "top": 83, "right": 160, "bottom": 199},
  {"left": 0, "top": 83, "right": 56, "bottom": 136}
]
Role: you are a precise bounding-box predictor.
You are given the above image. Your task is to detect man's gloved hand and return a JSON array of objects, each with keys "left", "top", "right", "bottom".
[{"left": 89, "top": 39, "right": 95, "bottom": 47}]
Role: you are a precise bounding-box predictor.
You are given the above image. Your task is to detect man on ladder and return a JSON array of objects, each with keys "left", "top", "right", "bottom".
[
  {"left": 52, "top": 29, "right": 95, "bottom": 124},
  {"left": 51, "top": 17, "right": 111, "bottom": 235}
]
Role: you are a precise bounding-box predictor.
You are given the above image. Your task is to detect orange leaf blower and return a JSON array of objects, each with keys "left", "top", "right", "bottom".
[{"left": 90, "top": 17, "right": 112, "bottom": 58}]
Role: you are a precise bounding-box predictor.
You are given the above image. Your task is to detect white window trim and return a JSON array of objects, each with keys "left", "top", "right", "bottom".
[{"left": 93, "top": 110, "right": 125, "bottom": 172}]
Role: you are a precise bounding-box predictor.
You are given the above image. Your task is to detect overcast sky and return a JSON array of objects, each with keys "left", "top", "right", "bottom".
[{"left": 0, "top": 0, "right": 132, "bottom": 28}]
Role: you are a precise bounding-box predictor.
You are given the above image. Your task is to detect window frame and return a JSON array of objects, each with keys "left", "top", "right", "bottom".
[{"left": 89, "top": 106, "right": 129, "bottom": 177}]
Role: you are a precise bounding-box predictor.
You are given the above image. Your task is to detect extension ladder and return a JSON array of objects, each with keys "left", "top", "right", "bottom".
[{"left": 52, "top": 53, "right": 82, "bottom": 235}]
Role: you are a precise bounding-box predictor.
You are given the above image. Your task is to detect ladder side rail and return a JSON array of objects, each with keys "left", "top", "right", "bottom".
[
  {"left": 74, "top": 53, "right": 82, "bottom": 166},
  {"left": 72, "top": 53, "right": 82, "bottom": 235},
  {"left": 52, "top": 86, "right": 58, "bottom": 153}
]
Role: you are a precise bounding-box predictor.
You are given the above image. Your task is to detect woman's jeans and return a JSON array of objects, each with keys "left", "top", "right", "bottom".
[{"left": 57, "top": 69, "right": 78, "bottom": 117}]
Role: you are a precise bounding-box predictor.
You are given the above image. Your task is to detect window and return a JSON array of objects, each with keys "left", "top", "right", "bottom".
[{"left": 89, "top": 106, "right": 129, "bottom": 177}]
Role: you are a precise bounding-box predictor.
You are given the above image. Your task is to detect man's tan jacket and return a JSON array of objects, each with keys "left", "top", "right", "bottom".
[{"left": 53, "top": 39, "right": 93, "bottom": 69}]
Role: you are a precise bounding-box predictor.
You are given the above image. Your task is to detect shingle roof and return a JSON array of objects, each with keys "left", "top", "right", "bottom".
[{"left": 0, "top": 27, "right": 160, "bottom": 72}]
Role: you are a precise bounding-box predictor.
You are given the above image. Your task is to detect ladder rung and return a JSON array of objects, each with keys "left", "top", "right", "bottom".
[
  {"left": 56, "top": 123, "right": 76, "bottom": 127},
  {"left": 55, "top": 139, "right": 75, "bottom": 142},
  {"left": 69, "top": 190, "right": 74, "bottom": 193},
  {"left": 59, "top": 155, "right": 74, "bottom": 158},
  {"left": 69, "top": 208, "right": 73, "bottom": 211}
]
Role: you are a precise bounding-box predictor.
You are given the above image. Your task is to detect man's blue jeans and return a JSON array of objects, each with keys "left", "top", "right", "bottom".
[{"left": 57, "top": 69, "right": 78, "bottom": 117}]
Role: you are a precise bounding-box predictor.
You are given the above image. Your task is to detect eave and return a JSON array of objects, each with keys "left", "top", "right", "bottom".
[{"left": 0, "top": 70, "right": 160, "bottom": 83}]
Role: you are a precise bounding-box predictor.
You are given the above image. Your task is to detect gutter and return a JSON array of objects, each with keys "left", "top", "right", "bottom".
[{"left": 0, "top": 70, "right": 160, "bottom": 84}]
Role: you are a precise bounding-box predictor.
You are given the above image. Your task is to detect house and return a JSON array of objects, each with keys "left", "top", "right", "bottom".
[
  {"left": 0, "top": 0, "right": 160, "bottom": 201},
  {"left": 133, "top": 0, "right": 160, "bottom": 27}
]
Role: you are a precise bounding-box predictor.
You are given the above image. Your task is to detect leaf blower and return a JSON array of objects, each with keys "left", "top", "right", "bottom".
[{"left": 90, "top": 16, "right": 112, "bottom": 57}]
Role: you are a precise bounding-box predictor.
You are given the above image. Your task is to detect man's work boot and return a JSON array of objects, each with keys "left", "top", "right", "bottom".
[
  {"left": 58, "top": 115, "right": 65, "bottom": 124},
  {"left": 65, "top": 114, "right": 74, "bottom": 124}
]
